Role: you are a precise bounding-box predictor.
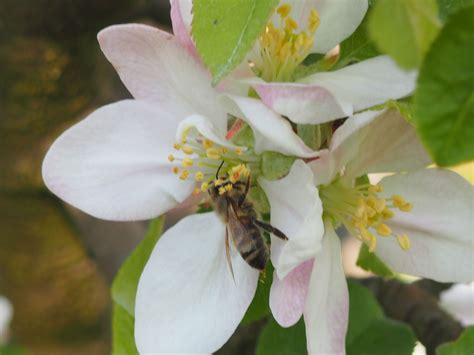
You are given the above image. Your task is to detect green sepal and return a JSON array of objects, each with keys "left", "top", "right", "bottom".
[{"left": 261, "top": 151, "right": 296, "bottom": 181}]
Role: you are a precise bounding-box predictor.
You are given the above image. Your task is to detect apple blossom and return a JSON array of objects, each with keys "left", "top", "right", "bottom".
[
  {"left": 41, "top": 19, "right": 321, "bottom": 353},
  {"left": 259, "top": 109, "right": 474, "bottom": 354},
  {"left": 173, "top": 0, "right": 416, "bottom": 128}
]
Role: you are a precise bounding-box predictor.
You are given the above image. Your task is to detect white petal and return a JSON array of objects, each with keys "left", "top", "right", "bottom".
[
  {"left": 308, "top": 109, "right": 431, "bottom": 185},
  {"left": 301, "top": 56, "right": 417, "bottom": 119},
  {"left": 440, "top": 283, "right": 474, "bottom": 326},
  {"left": 170, "top": 0, "right": 196, "bottom": 57},
  {"left": 176, "top": 114, "right": 244, "bottom": 150},
  {"left": 304, "top": 226, "right": 348, "bottom": 355},
  {"left": 376, "top": 169, "right": 474, "bottom": 282},
  {"left": 344, "top": 109, "right": 432, "bottom": 178},
  {"left": 269, "top": 259, "right": 314, "bottom": 327},
  {"left": 249, "top": 79, "right": 351, "bottom": 124},
  {"left": 42, "top": 100, "right": 194, "bottom": 221},
  {"left": 98, "top": 24, "right": 227, "bottom": 133},
  {"left": 308, "top": 110, "right": 380, "bottom": 185},
  {"left": 272, "top": 0, "right": 367, "bottom": 54},
  {"left": 219, "top": 95, "right": 317, "bottom": 158},
  {"left": 135, "top": 213, "right": 259, "bottom": 353},
  {"left": 259, "top": 160, "right": 323, "bottom": 279}
]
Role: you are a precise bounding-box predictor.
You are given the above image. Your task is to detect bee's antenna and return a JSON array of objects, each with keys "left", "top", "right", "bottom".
[{"left": 216, "top": 160, "right": 225, "bottom": 179}]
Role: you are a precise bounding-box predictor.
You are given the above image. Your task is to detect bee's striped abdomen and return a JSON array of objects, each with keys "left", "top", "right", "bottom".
[{"left": 234, "top": 221, "right": 268, "bottom": 271}]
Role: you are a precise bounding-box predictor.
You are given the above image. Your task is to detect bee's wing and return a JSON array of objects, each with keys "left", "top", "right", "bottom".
[{"left": 227, "top": 199, "right": 254, "bottom": 248}]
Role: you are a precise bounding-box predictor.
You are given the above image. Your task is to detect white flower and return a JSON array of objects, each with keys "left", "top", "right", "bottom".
[
  {"left": 42, "top": 21, "right": 317, "bottom": 353},
  {"left": 258, "top": 109, "right": 474, "bottom": 354},
  {"left": 0, "top": 296, "right": 13, "bottom": 345},
  {"left": 173, "top": 0, "right": 416, "bottom": 126},
  {"left": 440, "top": 283, "right": 474, "bottom": 326}
]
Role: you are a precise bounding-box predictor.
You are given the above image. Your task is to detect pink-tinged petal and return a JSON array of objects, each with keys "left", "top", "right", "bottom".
[
  {"left": 135, "top": 213, "right": 259, "bottom": 353},
  {"left": 250, "top": 79, "right": 351, "bottom": 124},
  {"left": 344, "top": 109, "right": 432, "bottom": 178},
  {"left": 304, "top": 226, "right": 348, "bottom": 354},
  {"left": 259, "top": 160, "right": 323, "bottom": 278},
  {"left": 377, "top": 169, "right": 474, "bottom": 282},
  {"left": 42, "top": 100, "right": 194, "bottom": 221},
  {"left": 301, "top": 56, "right": 417, "bottom": 119},
  {"left": 270, "top": 259, "right": 314, "bottom": 327},
  {"left": 170, "top": 0, "right": 197, "bottom": 57},
  {"left": 219, "top": 95, "right": 318, "bottom": 158},
  {"left": 98, "top": 24, "right": 227, "bottom": 132},
  {"left": 277, "top": 0, "right": 368, "bottom": 54}
]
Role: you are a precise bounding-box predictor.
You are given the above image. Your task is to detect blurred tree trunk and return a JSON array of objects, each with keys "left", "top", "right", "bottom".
[{"left": 0, "top": 1, "right": 161, "bottom": 353}]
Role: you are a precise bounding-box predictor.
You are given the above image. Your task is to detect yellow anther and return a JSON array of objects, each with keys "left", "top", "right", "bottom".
[
  {"left": 182, "top": 146, "right": 194, "bottom": 155},
  {"left": 167, "top": 154, "right": 175, "bottom": 162},
  {"left": 179, "top": 170, "right": 189, "bottom": 180},
  {"left": 222, "top": 147, "right": 229, "bottom": 154},
  {"left": 172, "top": 166, "right": 180, "bottom": 174},
  {"left": 218, "top": 187, "right": 226, "bottom": 195},
  {"left": 182, "top": 158, "right": 193, "bottom": 167},
  {"left": 399, "top": 202, "right": 413, "bottom": 212},
  {"left": 173, "top": 143, "right": 181, "bottom": 150},
  {"left": 225, "top": 184, "right": 233, "bottom": 192},
  {"left": 397, "top": 234, "right": 411, "bottom": 250},
  {"left": 192, "top": 188, "right": 201, "bottom": 196},
  {"left": 367, "top": 233, "right": 377, "bottom": 253},
  {"left": 201, "top": 182, "right": 209, "bottom": 192},
  {"left": 277, "top": 4, "right": 291, "bottom": 18},
  {"left": 203, "top": 139, "right": 214, "bottom": 149},
  {"left": 382, "top": 208, "right": 395, "bottom": 219},
  {"left": 195, "top": 171, "right": 204, "bottom": 181},
  {"left": 206, "top": 148, "right": 220, "bottom": 160},
  {"left": 376, "top": 223, "right": 392, "bottom": 237},
  {"left": 392, "top": 194, "right": 406, "bottom": 208},
  {"left": 308, "top": 9, "right": 320, "bottom": 33},
  {"left": 366, "top": 206, "right": 376, "bottom": 218},
  {"left": 369, "top": 184, "right": 383, "bottom": 193},
  {"left": 235, "top": 147, "right": 243, "bottom": 155},
  {"left": 214, "top": 179, "right": 224, "bottom": 187},
  {"left": 285, "top": 17, "right": 298, "bottom": 31}
]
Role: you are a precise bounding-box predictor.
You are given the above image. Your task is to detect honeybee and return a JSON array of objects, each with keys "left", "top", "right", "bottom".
[{"left": 208, "top": 162, "right": 288, "bottom": 277}]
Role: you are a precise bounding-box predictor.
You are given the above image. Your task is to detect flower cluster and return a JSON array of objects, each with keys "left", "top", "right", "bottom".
[{"left": 42, "top": 1, "right": 473, "bottom": 354}]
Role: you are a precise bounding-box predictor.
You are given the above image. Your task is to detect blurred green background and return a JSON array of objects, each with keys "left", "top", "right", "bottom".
[{"left": 0, "top": 1, "right": 173, "bottom": 353}]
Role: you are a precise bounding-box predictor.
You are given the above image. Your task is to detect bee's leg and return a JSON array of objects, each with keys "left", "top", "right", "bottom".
[
  {"left": 216, "top": 160, "right": 225, "bottom": 179},
  {"left": 225, "top": 226, "right": 236, "bottom": 283},
  {"left": 254, "top": 220, "right": 288, "bottom": 240},
  {"left": 238, "top": 175, "right": 251, "bottom": 207}
]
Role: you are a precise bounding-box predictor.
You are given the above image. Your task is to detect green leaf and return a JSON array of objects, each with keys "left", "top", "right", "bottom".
[
  {"left": 241, "top": 263, "right": 273, "bottom": 325},
  {"left": 230, "top": 123, "right": 255, "bottom": 148},
  {"left": 347, "top": 282, "right": 416, "bottom": 355},
  {"left": 413, "top": 5, "right": 474, "bottom": 166},
  {"left": 437, "top": 326, "right": 474, "bottom": 355},
  {"left": 356, "top": 243, "right": 396, "bottom": 278},
  {"left": 348, "top": 318, "right": 417, "bottom": 355},
  {"left": 192, "top": 0, "right": 278, "bottom": 84},
  {"left": 346, "top": 282, "right": 384, "bottom": 345},
  {"left": 0, "top": 344, "right": 28, "bottom": 355},
  {"left": 111, "top": 217, "right": 165, "bottom": 316},
  {"left": 368, "top": 0, "right": 441, "bottom": 68},
  {"left": 248, "top": 184, "right": 270, "bottom": 214},
  {"left": 261, "top": 151, "right": 296, "bottom": 181},
  {"left": 112, "top": 303, "right": 139, "bottom": 355},
  {"left": 256, "top": 318, "right": 307, "bottom": 355},
  {"left": 335, "top": 0, "right": 380, "bottom": 70},
  {"left": 437, "top": 0, "right": 474, "bottom": 21}
]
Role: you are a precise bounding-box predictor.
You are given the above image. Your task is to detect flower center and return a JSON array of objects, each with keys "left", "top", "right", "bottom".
[
  {"left": 319, "top": 179, "right": 413, "bottom": 253},
  {"left": 168, "top": 129, "right": 260, "bottom": 195},
  {"left": 256, "top": 3, "right": 320, "bottom": 82}
]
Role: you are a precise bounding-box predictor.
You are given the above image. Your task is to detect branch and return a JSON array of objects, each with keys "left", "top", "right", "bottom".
[{"left": 360, "top": 277, "right": 463, "bottom": 355}]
